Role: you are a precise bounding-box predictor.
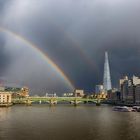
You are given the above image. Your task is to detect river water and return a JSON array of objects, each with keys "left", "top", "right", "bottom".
[{"left": 0, "top": 104, "right": 140, "bottom": 140}]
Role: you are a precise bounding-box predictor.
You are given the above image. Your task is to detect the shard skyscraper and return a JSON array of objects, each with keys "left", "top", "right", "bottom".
[{"left": 103, "top": 51, "right": 112, "bottom": 91}]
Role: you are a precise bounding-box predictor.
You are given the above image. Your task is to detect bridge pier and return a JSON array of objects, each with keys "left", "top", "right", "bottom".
[
  {"left": 49, "top": 99, "right": 57, "bottom": 105},
  {"left": 70, "top": 99, "right": 80, "bottom": 106},
  {"left": 26, "top": 99, "right": 32, "bottom": 106},
  {"left": 96, "top": 99, "right": 101, "bottom": 106}
]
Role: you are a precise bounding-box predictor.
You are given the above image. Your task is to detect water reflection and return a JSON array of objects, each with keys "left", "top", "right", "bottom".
[
  {"left": 0, "top": 107, "right": 11, "bottom": 121},
  {"left": 0, "top": 105, "right": 140, "bottom": 140}
]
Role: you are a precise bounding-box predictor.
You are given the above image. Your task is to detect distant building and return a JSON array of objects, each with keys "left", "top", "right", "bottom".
[
  {"left": 120, "top": 76, "right": 130, "bottom": 101},
  {"left": 120, "top": 75, "right": 140, "bottom": 103},
  {"left": 127, "top": 85, "right": 135, "bottom": 103},
  {"left": 95, "top": 85, "right": 104, "bottom": 94},
  {"left": 5, "top": 87, "right": 29, "bottom": 98},
  {"left": 94, "top": 85, "right": 107, "bottom": 99},
  {"left": 46, "top": 93, "right": 57, "bottom": 97},
  {"left": 135, "top": 84, "right": 140, "bottom": 104},
  {"left": 131, "top": 75, "right": 140, "bottom": 85},
  {"left": 103, "top": 52, "right": 112, "bottom": 92},
  {"left": 74, "top": 89, "right": 84, "bottom": 97},
  {"left": 63, "top": 93, "right": 74, "bottom": 97},
  {"left": 0, "top": 87, "right": 5, "bottom": 91},
  {"left": 107, "top": 88, "right": 121, "bottom": 101},
  {"left": 0, "top": 92, "right": 12, "bottom": 104}
]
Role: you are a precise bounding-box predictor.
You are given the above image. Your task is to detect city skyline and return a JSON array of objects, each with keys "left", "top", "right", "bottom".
[
  {"left": 1, "top": 0, "right": 140, "bottom": 94},
  {"left": 1, "top": 1, "right": 140, "bottom": 140}
]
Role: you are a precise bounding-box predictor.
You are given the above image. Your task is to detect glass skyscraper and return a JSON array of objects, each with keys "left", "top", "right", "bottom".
[{"left": 103, "top": 51, "right": 112, "bottom": 91}]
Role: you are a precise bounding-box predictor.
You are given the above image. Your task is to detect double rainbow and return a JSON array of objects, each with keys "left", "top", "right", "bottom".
[{"left": 0, "top": 27, "right": 75, "bottom": 90}]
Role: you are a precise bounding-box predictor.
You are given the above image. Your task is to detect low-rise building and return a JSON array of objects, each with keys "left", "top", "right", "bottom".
[
  {"left": 46, "top": 93, "right": 57, "bottom": 97},
  {"left": 74, "top": 89, "right": 84, "bottom": 97},
  {"left": 0, "top": 92, "right": 12, "bottom": 105},
  {"left": 63, "top": 93, "right": 74, "bottom": 97},
  {"left": 0, "top": 86, "right": 5, "bottom": 91},
  {"left": 5, "top": 87, "right": 29, "bottom": 98}
]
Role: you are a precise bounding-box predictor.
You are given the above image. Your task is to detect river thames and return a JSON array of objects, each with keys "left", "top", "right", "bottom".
[{"left": 0, "top": 104, "right": 140, "bottom": 140}]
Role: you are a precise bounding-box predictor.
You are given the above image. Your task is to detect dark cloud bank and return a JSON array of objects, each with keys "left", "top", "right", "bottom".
[{"left": 0, "top": 0, "right": 140, "bottom": 95}]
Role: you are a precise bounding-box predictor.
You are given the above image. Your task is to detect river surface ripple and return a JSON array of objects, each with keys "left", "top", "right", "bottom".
[{"left": 0, "top": 104, "right": 140, "bottom": 140}]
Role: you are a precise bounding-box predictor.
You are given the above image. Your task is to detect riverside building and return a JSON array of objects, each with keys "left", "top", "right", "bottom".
[
  {"left": 120, "top": 76, "right": 140, "bottom": 104},
  {"left": 0, "top": 92, "right": 12, "bottom": 106},
  {"left": 107, "top": 88, "right": 121, "bottom": 102},
  {"left": 74, "top": 89, "right": 84, "bottom": 97},
  {"left": 95, "top": 85, "right": 107, "bottom": 99},
  {"left": 5, "top": 87, "right": 29, "bottom": 98},
  {"left": 95, "top": 85, "right": 104, "bottom": 94}
]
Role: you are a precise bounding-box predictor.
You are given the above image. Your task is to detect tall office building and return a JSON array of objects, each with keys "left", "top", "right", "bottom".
[{"left": 103, "top": 51, "right": 112, "bottom": 91}]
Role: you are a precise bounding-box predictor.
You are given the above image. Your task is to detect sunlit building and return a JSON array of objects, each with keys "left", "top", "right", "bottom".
[
  {"left": 46, "top": 93, "right": 57, "bottom": 97},
  {"left": 63, "top": 93, "right": 74, "bottom": 97},
  {"left": 74, "top": 89, "right": 84, "bottom": 97},
  {"left": 0, "top": 92, "right": 12, "bottom": 105},
  {"left": 95, "top": 85, "right": 104, "bottom": 94},
  {"left": 95, "top": 85, "right": 107, "bottom": 99},
  {"left": 5, "top": 87, "right": 29, "bottom": 98}
]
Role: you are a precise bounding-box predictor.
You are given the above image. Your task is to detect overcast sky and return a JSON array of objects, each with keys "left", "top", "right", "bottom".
[{"left": 0, "top": 0, "right": 140, "bottom": 95}]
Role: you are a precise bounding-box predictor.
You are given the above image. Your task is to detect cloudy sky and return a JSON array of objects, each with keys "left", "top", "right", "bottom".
[{"left": 0, "top": 0, "right": 140, "bottom": 95}]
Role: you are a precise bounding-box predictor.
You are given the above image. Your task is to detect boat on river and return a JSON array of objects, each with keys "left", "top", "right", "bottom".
[
  {"left": 133, "top": 106, "right": 140, "bottom": 112},
  {"left": 113, "top": 106, "right": 133, "bottom": 112}
]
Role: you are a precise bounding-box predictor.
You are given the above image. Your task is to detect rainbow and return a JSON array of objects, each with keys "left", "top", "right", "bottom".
[
  {"left": 47, "top": 20, "right": 98, "bottom": 73},
  {"left": 0, "top": 27, "right": 75, "bottom": 90}
]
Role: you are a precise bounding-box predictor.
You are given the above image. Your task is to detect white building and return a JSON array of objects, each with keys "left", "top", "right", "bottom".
[
  {"left": 0, "top": 92, "right": 12, "bottom": 104},
  {"left": 63, "top": 93, "right": 74, "bottom": 97},
  {"left": 46, "top": 93, "right": 57, "bottom": 97},
  {"left": 74, "top": 89, "right": 84, "bottom": 97},
  {"left": 131, "top": 75, "right": 140, "bottom": 85}
]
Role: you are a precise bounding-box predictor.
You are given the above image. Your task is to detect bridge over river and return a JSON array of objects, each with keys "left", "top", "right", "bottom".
[{"left": 12, "top": 97, "right": 105, "bottom": 106}]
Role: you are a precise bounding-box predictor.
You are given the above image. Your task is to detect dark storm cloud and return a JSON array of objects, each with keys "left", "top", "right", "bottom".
[
  {"left": 0, "top": 0, "right": 8, "bottom": 10},
  {"left": 1, "top": 0, "right": 140, "bottom": 93},
  {"left": 0, "top": 35, "right": 11, "bottom": 76}
]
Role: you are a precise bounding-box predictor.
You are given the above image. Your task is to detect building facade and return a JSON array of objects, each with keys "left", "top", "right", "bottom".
[
  {"left": 74, "top": 89, "right": 84, "bottom": 97},
  {"left": 0, "top": 92, "right": 12, "bottom": 104},
  {"left": 103, "top": 52, "right": 112, "bottom": 92},
  {"left": 5, "top": 87, "right": 29, "bottom": 98},
  {"left": 107, "top": 88, "right": 121, "bottom": 101},
  {"left": 120, "top": 76, "right": 129, "bottom": 101},
  {"left": 120, "top": 76, "right": 140, "bottom": 103},
  {"left": 135, "top": 84, "right": 140, "bottom": 104},
  {"left": 63, "top": 93, "right": 74, "bottom": 97}
]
